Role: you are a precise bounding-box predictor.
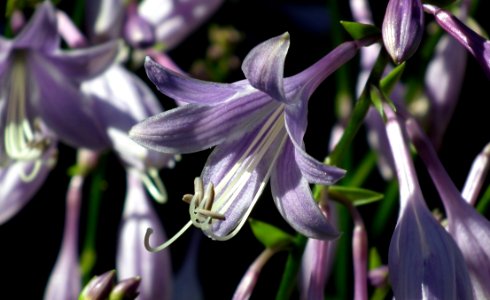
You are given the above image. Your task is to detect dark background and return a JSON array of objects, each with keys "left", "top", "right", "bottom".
[{"left": 1, "top": 0, "right": 490, "bottom": 299}]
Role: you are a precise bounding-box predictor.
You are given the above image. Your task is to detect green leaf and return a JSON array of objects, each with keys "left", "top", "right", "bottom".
[
  {"left": 249, "top": 219, "right": 296, "bottom": 248},
  {"left": 369, "top": 86, "right": 386, "bottom": 122},
  {"left": 329, "top": 185, "right": 384, "bottom": 206},
  {"left": 380, "top": 62, "right": 405, "bottom": 95},
  {"left": 340, "top": 21, "right": 381, "bottom": 40}
]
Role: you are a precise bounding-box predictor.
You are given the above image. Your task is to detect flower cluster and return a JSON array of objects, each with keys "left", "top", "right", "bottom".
[{"left": 1, "top": 0, "right": 489, "bottom": 299}]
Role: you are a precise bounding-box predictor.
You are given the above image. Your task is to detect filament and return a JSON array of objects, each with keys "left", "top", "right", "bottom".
[{"left": 141, "top": 168, "right": 168, "bottom": 203}]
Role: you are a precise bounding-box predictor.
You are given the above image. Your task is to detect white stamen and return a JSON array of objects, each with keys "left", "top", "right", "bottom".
[
  {"left": 141, "top": 168, "right": 168, "bottom": 203},
  {"left": 4, "top": 54, "right": 48, "bottom": 163}
]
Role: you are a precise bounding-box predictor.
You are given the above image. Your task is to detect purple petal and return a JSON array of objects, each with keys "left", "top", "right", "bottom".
[
  {"left": 389, "top": 199, "right": 473, "bottom": 299},
  {"left": 14, "top": 1, "right": 60, "bottom": 51},
  {"left": 406, "top": 119, "right": 490, "bottom": 298},
  {"left": 285, "top": 40, "right": 361, "bottom": 98},
  {"left": 29, "top": 56, "right": 109, "bottom": 149},
  {"left": 0, "top": 145, "right": 56, "bottom": 224},
  {"left": 0, "top": 39, "right": 12, "bottom": 76},
  {"left": 284, "top": 97, "right": 345, "bottom": 185},
  {"left": 41, "top": 41, "right": 119, "bottom": 82},
  {"left": 200, "top": 121, "right": 287, "bottom": 238},
  {"left": 426, "top": 6, "right": 490, "bottom": 78},
  {"left": 173, "top": 231, "right": 203, "bottom": 300},
  {"left": 130, "top": 95, "right": 278, "bottom": 154},
  {"left": 270, "top": 140, "right": 339, "bottom": 239},
  {"left": 117, "top": 170, "right": 172, "bottom": 300},
  {"left": 124, "top": 3, "right": 155, "bottom": 48},
  {"left": 144, "top": 57, "right": 245, "bottom": 105},
  {"left": 85, "top": 0, "right": 125, "bottom": 41},
  {"left": 242, "top": 32, "right": 289, "bottom": 103},
  {"left": 425, "top": 35, "right": 467, "bottom": 147},
  {"left": 382, "top": 0, "right": 424, "bottom": 63},
  {"left": 139, "top": 0, "right": 223, "bottom": 50},
  {"left": 83, "top": 64, "right": 163, "bottom": 131}
]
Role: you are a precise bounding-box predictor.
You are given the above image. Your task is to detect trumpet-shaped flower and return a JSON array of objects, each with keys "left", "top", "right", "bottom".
[
  {"left": 0, "top": 1, "right": 118, "bottom": 166},
  {"left": 131, "top": 33, "right": 375, "bottom": 245},
  {"left": 117, "top": 169, "right": 172, "bottom": 300},
  {"left": 86, "top": 0, "right": 223, "bottom": 50},
  {"left": 424, "top": 5, "right": 490, "bottom": 78},
  {"left": 406, "top": 118, "right": 490, "bottom": 299},
  {"left": 385, "top": 111, "right": 473, "bottom": 299},
  {"left": 382, "top": 0, "right": 424, "bottom": 63}
]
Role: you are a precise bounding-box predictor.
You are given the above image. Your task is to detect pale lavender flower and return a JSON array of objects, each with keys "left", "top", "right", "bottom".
[
  {"left": 116, "top": 169, "right": 172, "bottom": 300},
  {"left": 424, "top": 4, "right": 490, "bottom": 78},
  {"left": 0, "top": 144, "right": 56, "bottom": 224},
  {"left": 462, "top": 143, "right": 490, "bottom": 206},
  {"left": 44, "top": 175, "right": 83, "bottom": 300},
  {"left": 0, "top": 1, "right": 118, "bottom": 166},
  {"left": 299, "top": 201, "right": 337, "bottom": 300},
  {"left": 131, "top": 33, "right": 376, "bottom": 245},
  {"left": 382, "top": 0, "right": 424, "bottom": 63},
  {"left": 385, "top": 110, "right": 473, "bottom": 299},
  {"left": 232, "top": 248, "right": 279, "bottom": 300},
  {"left": 425, "top": 34, "right": 467, "bottom": 148},
  {"left": 406, "top": 118, "right": 490, "bottom": 299},
  {"left": 82, "top": 63, "right": 177, "bottom": 202},
  {"left": 86, "top": 0, "right": 223, "bottom": 50}
]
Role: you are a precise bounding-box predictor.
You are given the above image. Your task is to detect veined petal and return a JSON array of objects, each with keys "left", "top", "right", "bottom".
[
  {"left": 83, "top": 64, "right": 163, "bottom": 130},
  {"left": 284, "top": 95, "right": 345, "bottom": 185},
  {"left": 242, "top": 32, "right": 289, "bottom": 103},
  {"left": 29, "top": 55, "right": 109, "bottom": 150},
  {"left": 130, "top": 95, "right": 278, "bottom": 154},
  {"left": 389, "top": 199, "right": 474, "bottom": 300},
  {"left": 144, "top": 57, "right": 246, "bottom": 104},
  {"left": 41, "top": 41, "right": 119, "bottom": 82},
  {"left": 0, "top": 145, "right": 56, "bottom": 225},
  {"left": 200, "top": 117, "right": 288, "bottom": 238},
  {"left": 14, "top": 1, "right": 60, "bottom": 51},
  {"left": 0, "top": 39, "right": 12, "bottom": 76},
  {"left": 286, "top": 40, "right": 363, "bottom": 99},
  {"left": 271, "top": 140, "right": 339, "bottom": 240}
]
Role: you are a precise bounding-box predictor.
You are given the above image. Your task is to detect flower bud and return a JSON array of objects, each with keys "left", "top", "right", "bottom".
[
  {"left": 79, "top": 270, "right": 116, "bottom": 300},
  {"left": 382, "top": 0, "right": 424, "bottom": 63}
]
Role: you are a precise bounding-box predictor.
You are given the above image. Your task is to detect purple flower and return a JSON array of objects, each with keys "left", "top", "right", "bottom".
[
  {"left": 406, "top": 118, "right": 490, "bottom": 299},
  {"left": 424, "top": 4, "right": 490, "bottom": 78},
  {"left": 0, "top": 1, "right": 118, "bottom": 165},
  {"left": 116, "top": 170, "right": 172, "bottom": 300},
  {"left": 44, "top": 175, "right": 83, "bottom": 300},
  {"left": 131, "top": 33, "right": 375, "bottom": 243},
  {"left": 382, "top": 0, "right": 424, "bottom": 63},
  {"left": 385, "top": 111, "right": 473, "bottom": 299},
  {"left": 86, "top": 0, "right": 223, "bottom": 50}
]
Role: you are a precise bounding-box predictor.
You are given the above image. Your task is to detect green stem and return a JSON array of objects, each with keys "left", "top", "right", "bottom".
[
  {"left": 275, "top": 235, "right": 307, "bottom": 300},
  {"left": 476, "top": 184, "right": 490, "bottom": 214},
  {"left": 80, "top": 155, "right": 107, "bottom": 284},
  {"left": 372, "top": 180, "right": 398, "bottom": 236},
  {"left": 327, "top": 50, "right": 389, "bottom": 167}
]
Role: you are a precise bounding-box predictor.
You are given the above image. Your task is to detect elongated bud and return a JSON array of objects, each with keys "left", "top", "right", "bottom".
[
  {"left": 109, "top": 277, "right": 141, "bottom": 300},
  {"left": 79, "top": 270, "right": 116, "bottom": 300},
  {"left": 382, "top": 0, "right": 424, "bottom": 64}
]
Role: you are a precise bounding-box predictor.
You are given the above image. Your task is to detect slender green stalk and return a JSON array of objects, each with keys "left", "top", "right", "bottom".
[{"left": 476, "top": 185, "right": 490, "bottom": 215}]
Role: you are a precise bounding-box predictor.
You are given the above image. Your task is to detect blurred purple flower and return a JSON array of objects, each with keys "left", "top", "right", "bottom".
[
  {"left": 424, "top": 4, "right": 490, "bottom": 78},
  {"left": 0, "top": 1, "right": 118, "bottom": 166},
  {"left": 131, "top": 33, "right": 376, "bottom": 244},
  {"left": 44, "top": 175, "right": 84, "bottom": 300},
  {"left": 117, "top": 169, "right": 172, "bottom": 300},
  {"left": 385, "top": 110, "right": 473, "bottom": 299},
  {"left": 382, "top": 0, "right": 424, "bottom": 63},
  {"left": 407, "top": 118, "right": 490, "bottom": 299},
  {"left": 86, "top": 0, "right": 223, "bottom": 50}
]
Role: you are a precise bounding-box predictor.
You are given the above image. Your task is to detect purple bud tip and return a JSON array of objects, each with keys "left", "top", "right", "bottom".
[
  {"left": 80, "top": 270, "right": 116, "bottom": 300},
  {"left": 382, "top": 0, "right": 424, "bottom": 64},
  {"left": 109, "top": 277, "right": 142, "bottom": 300}
]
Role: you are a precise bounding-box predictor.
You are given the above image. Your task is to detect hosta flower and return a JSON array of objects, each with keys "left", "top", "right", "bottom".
[
  {"left": 0, "top": 1, "right": 117, "bottom": 166},
  {"left": 382, "top": 0, "right": 424, "bottom": 63},
  {"left": 131, "top": 33, "right": 375, "bottom": 246},
  {"left": 86, "top": 0, "right": 223, "bottom": 50},
  {"left": 82, "top": 63, "right": 176, "bottom": 202},
  {"left": 406, "top": 118, "right": 490, "bottom": 299},
  {"left": 385, "top": 110, "right": 473, "bottom": 299},
  {"left": 424, "top": 4, "right": 490, "bottom": 78},
  {"left": 117, "top": 169, "right": 172, "bottom": 300}
]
